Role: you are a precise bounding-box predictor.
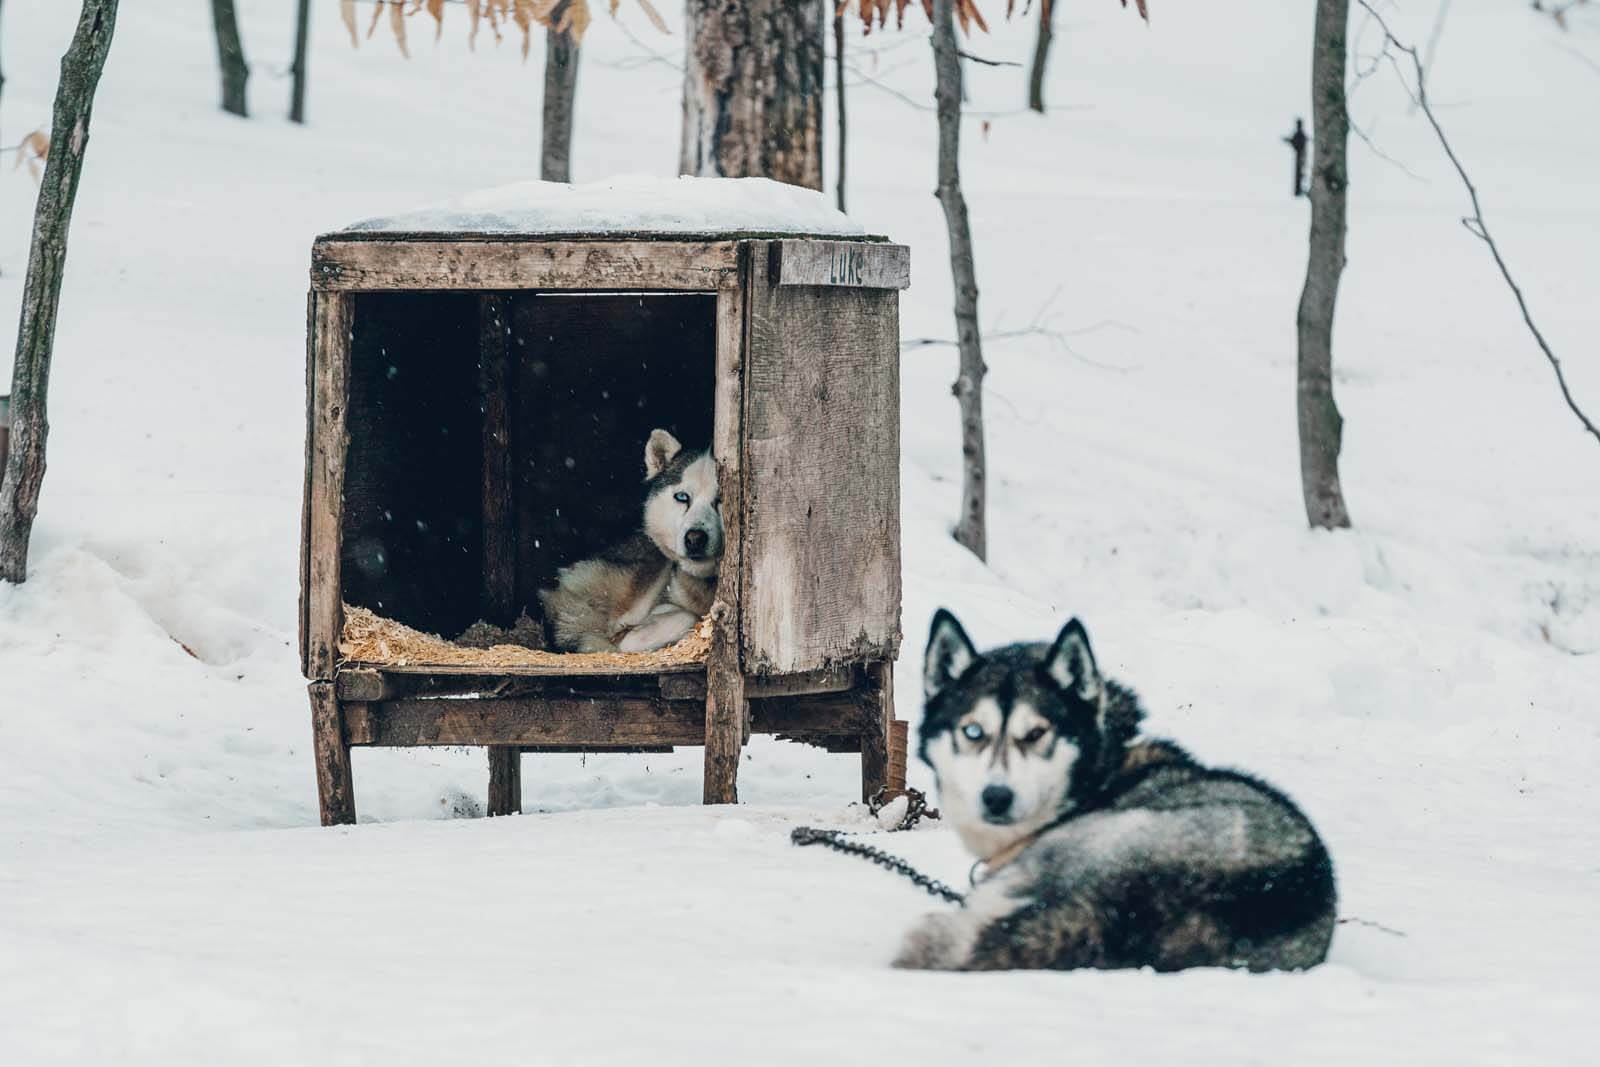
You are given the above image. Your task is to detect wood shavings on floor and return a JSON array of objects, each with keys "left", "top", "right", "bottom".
[{"left": 339, "top": 605, "right": 711, "bottom": 672}]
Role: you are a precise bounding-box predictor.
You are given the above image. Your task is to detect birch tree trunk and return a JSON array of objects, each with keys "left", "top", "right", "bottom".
[
  {"left": 210, "top": 0, "right": 248, "bottom": 117},
  {"left": 289, "top": 0, "right": 310, "bottom": 124},
  {"left": 1027, "top": 0, "right": 1054, "bottom": 113},
  {"left": 0, "top": 0, "right": 119, "bottom": 584},
  {"left": 1295, "top": 0, "right": 1353, "bottom": 530},
  {"left": 932, "top": 0, "right": 987, "bottom": 560},
  {"left": 681, "top": 0, "right": 824, "bottom": 190},
  {"left": 541, "top": 26, "right": 580, "bottom": 182}
]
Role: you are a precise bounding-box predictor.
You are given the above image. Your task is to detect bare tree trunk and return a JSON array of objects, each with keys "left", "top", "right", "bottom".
[
  {"left": 834, "top": 10, "right": 846, "bottom": 211},
  {"left": 681, "top": 0, "right": 824, "bottom": 189},
  {"left": 541, "top": 26, "right": 580, "bottom": 182},
  {"left": 1027, "top": 0, "right": 1054, "bottom": 113},
  {"left": 1296, "top": 0, "right": 1353, "bottom": 530},
  {"left": 210, "top": 0, "right": 248, "bottom": 117},
  {"left": 932, "top": 0, "right": 987, "bottom": 561},
  {"left": 0, "top": 0, "right": 8, "bottom": 140},
  {"left": 0, "top": 0, "right": 119, "bottom": 584},
  {"left": 289, "top": 0, "right": 310, "bottom": 124}
]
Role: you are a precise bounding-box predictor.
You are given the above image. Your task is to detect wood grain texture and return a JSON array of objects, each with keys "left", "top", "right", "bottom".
[
  {"left": 773, "top": 241, "right": 909, "bottom": 289},
  {"left": 661, "top": 664, "right": 857, "bottom": 702},
  {"left": 486, "top": 747, "right": 522, "bottom": 816},
  {"left": 703, "top": 274, "right": 749, "bottom": 803},
  {"left": 479, "top": 294, "right": 515, "bottom": 625},
  {"left": 309, "top": 681, "right": 356, "bottom": 825},
  {"left": 859, "top": 660, "right": 893, "bottom": 802},
  {"left": 298, "top": 291, "right": 315, "bottom": 674},
  {"left": 344, "top": 688, "right": 873, "bottom": 749},
  {"left": 305, "top": 291, "right": 352, "bottom": 680},
  {"left": 742, "top": 246, "right": 902, "bottom": 674},
  {"left": 340, "top": 668, "right": 675, "bottom": 702},
  {"left": 365, "top": 697, "right": 707, "bottom": 747},
  {"left": 312, "top": 240, "right": 739, "bottom": 291},
  {"left": 748, "top": 691, "right": 874, "bottom": 736}
]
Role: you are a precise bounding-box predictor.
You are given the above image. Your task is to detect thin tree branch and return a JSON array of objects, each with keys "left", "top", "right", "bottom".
[
  {"left": 957, "top": 49, "right": 1020, "bottom": 68},
  {"left": 1358, "top": 0, "right": 1600, "bottom": 448},
  {"left": 1552, "top": 39, "right": 1600, "bottom": 76},
  {"left": 843, "top": 60, "right": 1041, "bottom": 118},
  {"left": 902, "top": 291, "right": 1138, "bottom": 372}
]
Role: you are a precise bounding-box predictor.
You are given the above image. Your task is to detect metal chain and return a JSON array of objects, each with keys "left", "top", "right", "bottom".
[
  {"left": 790, "top": 826, "right": 967, "bottom": 906},
  {"left": 867, "top": 785, "right": 939, "bottom": 831}
]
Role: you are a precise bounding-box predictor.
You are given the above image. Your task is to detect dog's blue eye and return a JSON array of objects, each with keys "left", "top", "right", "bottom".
[
  {"left": 674, "top": 492, "right": 690, "bottom": 505},
  {"left": 962, "top": 723, "right": 985, "bottom": 742}
]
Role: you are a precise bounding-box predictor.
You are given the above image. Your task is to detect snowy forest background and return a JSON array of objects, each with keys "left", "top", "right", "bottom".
[{"left": 2, "top": 1, "right": 1598, "bottom": 1063}]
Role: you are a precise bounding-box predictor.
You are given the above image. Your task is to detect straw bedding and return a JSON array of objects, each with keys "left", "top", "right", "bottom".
[{"left": 339, "top": 604, "right": 711, "bottom": 671}]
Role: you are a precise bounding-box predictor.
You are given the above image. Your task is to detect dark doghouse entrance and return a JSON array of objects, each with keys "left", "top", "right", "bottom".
[{"left": 341, "top": 291, "right": 717, "bottom": 641}]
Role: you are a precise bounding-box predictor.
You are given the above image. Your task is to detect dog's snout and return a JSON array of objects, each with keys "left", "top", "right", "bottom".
[
  {"left": 981, "top": 785, "right": 1014, "bottom": 819},
  {"left": 683, "top": 528, "right": 710, "bottom": 555}
]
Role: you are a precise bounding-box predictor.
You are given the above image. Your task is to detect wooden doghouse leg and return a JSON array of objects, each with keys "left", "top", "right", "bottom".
[
  {"left": 860, "top": 661, "right": 895, "bottom": 803},
  {"left": 704, "top": 658, "right": 745, "bottom": 805},
  {"left": 486, "top": 747, "right": 522, "bottom": 816},
  {"left": 308, "top": 681, "right": 356, "bottom": 826}
]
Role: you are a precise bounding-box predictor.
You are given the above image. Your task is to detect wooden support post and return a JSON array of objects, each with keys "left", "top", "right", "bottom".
[
  {"left": 704, "top": 656, "right": 745, "bottom": 804},
  {"left": 486, "top": 747, "right": 522, "bottom": 816},
  {"left": 704, "top": 275, "right": 748, "bottom": 804},
  {"left": 860, "top": 660, "right": 894, "bottom": 802},
  {"left": 303, "top": 290, "right": 351, "bottom": 680},
  {"left": 479, "top": 294, "right": 515, "bottom": 625},
  {"left": 309, "top": 681, "right": 356, "bottom": 826}
]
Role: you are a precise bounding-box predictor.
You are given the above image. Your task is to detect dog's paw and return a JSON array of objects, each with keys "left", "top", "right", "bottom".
[{"left": 892, "top": 911, "right": 972, "bottom": 971}]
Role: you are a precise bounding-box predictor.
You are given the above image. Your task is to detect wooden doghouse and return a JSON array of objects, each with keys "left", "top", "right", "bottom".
[{"left": 300, "top": 203, "right": 909, "bottom": 825}]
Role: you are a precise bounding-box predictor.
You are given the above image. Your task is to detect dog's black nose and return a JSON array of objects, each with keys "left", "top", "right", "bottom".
[
  {"left": 683, "top": 528, "right": 709, "bottom": 556},
  {"left": 981, "top": 785, "right": 1014, "bottom": 818}
]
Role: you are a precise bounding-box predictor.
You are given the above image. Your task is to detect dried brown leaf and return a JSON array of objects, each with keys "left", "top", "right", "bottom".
[
  {"left": 634, "top": 0, "right": 670, "bottom": 35},
  {"left": 15, "top": 129, "right": 49, "bottom": 183},
  {"left": 564, "top": 0, "right": 593, "bottom": 43},
  {"left": 512, "top": 0, "right": 533, "bottom": 57},
  {"left": 390, "top": 0, "right": 411, "bottom": 56},
  {"left": 341, "top": 0, "right": 360, "bottom": 47}
]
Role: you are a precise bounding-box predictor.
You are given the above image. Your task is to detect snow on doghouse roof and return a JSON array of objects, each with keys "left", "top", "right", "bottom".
[{"left": 336, "top": 175, "right": 875, "bottom": 240}]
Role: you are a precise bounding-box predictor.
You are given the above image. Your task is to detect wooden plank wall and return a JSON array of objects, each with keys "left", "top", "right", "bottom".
[
  {"left": 740, "top": 246, "right": 903, "bottom": 674},
  {"left": 304, "top": 291, "right": 352, "bottom": 680}
]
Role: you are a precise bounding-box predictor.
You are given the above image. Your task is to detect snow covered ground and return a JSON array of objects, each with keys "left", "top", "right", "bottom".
[{"left": 2, "top": 1, "right": 1597, "bottom": 1063}]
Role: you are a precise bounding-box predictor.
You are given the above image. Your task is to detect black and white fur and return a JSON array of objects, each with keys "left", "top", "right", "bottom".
[
  {"left": 897, "top": 609, "right": 1337, "bottom": 972},
  {"left": 539, "top": 430, "right": 723, "bottom": 653}
]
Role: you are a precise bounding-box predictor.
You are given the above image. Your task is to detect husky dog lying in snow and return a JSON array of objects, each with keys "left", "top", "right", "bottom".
[
  {"left": 895, "top": 610, "right": 1336, "bottom": 972},
  {"left": 540, "top": 429, "right": 722, "bottom": 653}
]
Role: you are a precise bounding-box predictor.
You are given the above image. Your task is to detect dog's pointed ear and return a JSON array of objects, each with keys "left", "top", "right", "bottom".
[
  {"left": 924, "top": 609, "right": 980, "bottom": 701},
  {"left": 644, "top": 429, "right": 683, "bottom": 479},
  {"left": 1044, "top": 618, "right": 1102, "bottom": 704}
]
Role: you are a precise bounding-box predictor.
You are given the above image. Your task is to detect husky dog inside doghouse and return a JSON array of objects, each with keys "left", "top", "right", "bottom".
[{"left": 540, "top": 429, "right": 722, "bottom": 653}]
